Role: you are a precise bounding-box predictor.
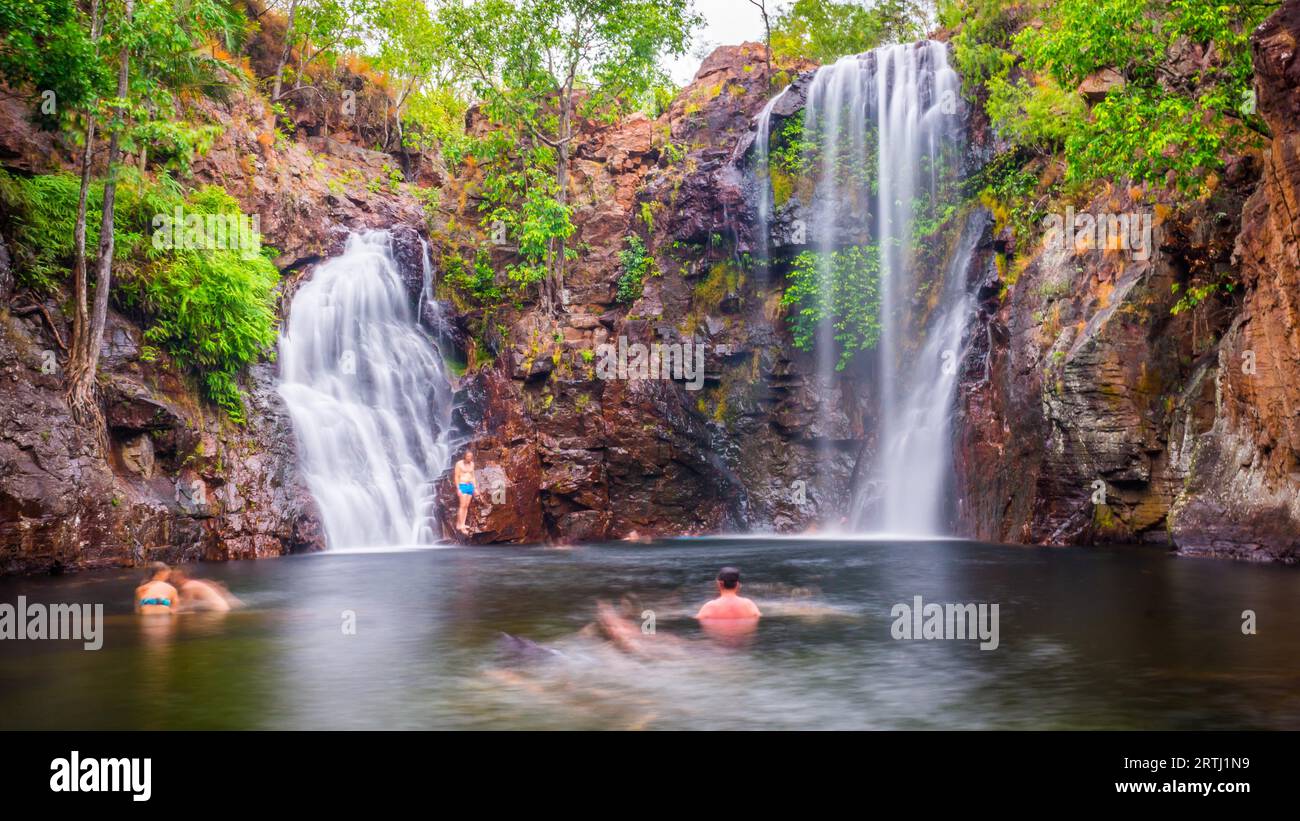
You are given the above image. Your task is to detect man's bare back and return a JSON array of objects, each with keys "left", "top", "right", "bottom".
[
  {"left": 696, "top": 594, "right": 762, "bottom": 619},
  {"left": 695, "top": 566, "right": 762, "bottom": 620}
]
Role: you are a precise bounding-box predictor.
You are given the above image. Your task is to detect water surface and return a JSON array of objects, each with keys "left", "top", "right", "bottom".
[{"left": 2, "top": 538, "right": 1298, "bottom": 729}]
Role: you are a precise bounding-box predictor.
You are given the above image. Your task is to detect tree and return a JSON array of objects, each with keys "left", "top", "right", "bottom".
[
  {"left": 771, "top": 0, "right": 931, "bottom": 64},
  {"left": 4, "top": 0, "right": 243, "bottom": 423},
  {"left": 365, "top": 0, "right": 458, "bottom": 155},
  {"left": 64, "top": 0, "right": 136, "bottom": 423},
  {"left": 748, "top": 0, "right": 772, "bottom": 78},
  {"left": 438, "top": 0, "right": 700, "bottom": 312},
  {"left": 271, "top": 0, "right": 368, "bottom": 105},
  {"left": 0, "top": 0, "right": 110, "bottom": 418}
]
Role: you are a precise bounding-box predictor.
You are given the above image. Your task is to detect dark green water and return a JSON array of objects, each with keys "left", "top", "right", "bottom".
[{"left": 1, "top": 538, "right": 1298, "bottom": 729}]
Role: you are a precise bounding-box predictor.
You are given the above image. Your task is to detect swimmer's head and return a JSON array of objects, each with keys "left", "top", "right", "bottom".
[
  {"left": 463, "top": 448, "right": 475, "bottom": 464},
  {"left": 144, "top": 561, "right": 171, "bottom": 582},
  {"left": 169, "top": 567, "right": 189, "bottom": 585},
  {"left": 716, "top": 566, "right": 741, "bottom": 591}
]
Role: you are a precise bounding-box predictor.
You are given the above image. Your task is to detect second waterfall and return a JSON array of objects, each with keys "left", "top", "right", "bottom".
[{"left": 756, "top": 41, "right": 977, "bottom": 536}]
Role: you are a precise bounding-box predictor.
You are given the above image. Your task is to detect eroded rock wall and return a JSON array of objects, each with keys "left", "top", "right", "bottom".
[
  {"left": 955, "top": 0, "right": 1300, "bottom": 561},
  {"left": 0, "top": 57, "right": 430, "bottom": 572}
]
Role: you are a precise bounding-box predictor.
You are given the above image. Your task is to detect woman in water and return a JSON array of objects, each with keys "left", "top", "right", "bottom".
[{"left": 134, "top": 562, "right": 180, "bottom": 615}]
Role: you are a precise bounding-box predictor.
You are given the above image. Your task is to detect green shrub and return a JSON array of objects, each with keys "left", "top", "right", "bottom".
[
  {"left": 443, "top": 248, "right": 502, "bottom": 304},
  {"left": 0, "top": 170, "right": 278, "bottom": 422},
  {"left": 780, "top": 245, "right": 881, "bottom": 371},
  {"left": 616, "top": 234, "right": 654, "bottom": 304}
]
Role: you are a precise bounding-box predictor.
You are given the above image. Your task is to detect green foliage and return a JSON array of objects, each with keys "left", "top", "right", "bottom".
[
  {"left": 781, "top": 246, "right": 881, "bottom": 370},
  {"left": 984, "top": 75, "right": 1085, "bottom": 152},
  {"left": 443, "top": 248, "right": 502, "bottom": 304},
  {"left": 436, "top": 0, "right": 698, "bottom": 303},
  {"left": 439, "top": 0, "right": 699, "bottom": 129},
  {"left": 0, "top": 171, "right": 96, "bottom": 292},
  {"left": 949, "top": 0, "right": 1270, "bottom": 193},
  {"left": 616, "top": 234, "right": 653, "bottom": 304},
  {"left": 765, "top": 108, "right": 878, "bottom": 204},
  {"left": 129, "top": 119, "right": 225, "bottom": 174},
  {"left": 940, "top": 0, "right": 1021, "bottom": 93},
  {"left": 1171, "top": 278, "right": 1238, "bottom": 316},
  {"left": 771, "top": 0, "right": 930, "bottom": 64},
  {"left": 969, "top": 151, "right": 1046, "bottom": 256},
  {"left": 498, "top": 169, "right": 577, "bottom": 287},
  {"left": 365, "top": 0, "right": 468, "bottom": 156},
  {"left": 770, "top": 112, "right": 815, "bottom": 177},
  {"left": 403, "top": 85, "right": 470, "bottom": 157},
  {"left": 0, "top": 171, "right": 278, "bottom": 421},
  {"left": 0, "top": 0, "right": 106, "bottom": 121}
]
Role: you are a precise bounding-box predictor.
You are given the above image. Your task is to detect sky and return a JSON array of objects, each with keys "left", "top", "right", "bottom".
[{"left": 665, "top": 0, "right": 770, "bottom": 85}]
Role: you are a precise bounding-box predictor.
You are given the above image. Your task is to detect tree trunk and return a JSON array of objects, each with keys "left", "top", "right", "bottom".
[
  {"left": 67, "top": 118, "right": 97, "bottom": 374},
  {"left": 67, "top": 0, "right": 133, "bottom": 428},
  {"left": 272, "top": 0, "right": 299, "bottom": 102},
  {"left": 65, "top": 0, "right": 103, "bottom": 414},
  {"left": 546, "top": 98, "right": 572, "bottom": 315}
]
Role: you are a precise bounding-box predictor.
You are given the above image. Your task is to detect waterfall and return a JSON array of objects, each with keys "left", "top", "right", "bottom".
[
  {"left": 278, "top": 230, "right": 452, "bottom": 549},
  {"left": 860, "top": 210, "right": 983, "bottom": 534},
  {"left": 758, "top": 41, "right": 975, "bottom": 536},
  {"left": 752, "top": 86, "right": 789, "bottom": 273}
]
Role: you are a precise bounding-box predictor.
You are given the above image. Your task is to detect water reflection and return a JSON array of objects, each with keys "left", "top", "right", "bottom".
[{"left": 1, "top": 541, "right": 1299, "bottom": 729}]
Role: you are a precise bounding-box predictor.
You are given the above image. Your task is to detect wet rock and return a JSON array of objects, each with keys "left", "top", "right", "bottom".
[
  {"left": 1078, "top": 68, "right": 1125, "bottom": 102},
  {"left": 389, "top": 223, "right": 428, "bottom": 307},
  {"left": 1165, "top": 0, "right": 1300, "bottom": 561},
  {"left": 0, "top": 233, "right": 12, "bottom": 302},
  {"left": 119, "top": 434, "right": 155, "bottom": 479}
]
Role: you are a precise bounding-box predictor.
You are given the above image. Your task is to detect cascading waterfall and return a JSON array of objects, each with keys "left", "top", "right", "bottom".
[
  {"left": 752, "top": 86, "right": 789, "bottom": 273},
  {"left": 278, "top": 230, "right": 452, "bottom": 549},
  {"left": 757, "top": 41, "right": 976, "bottom": 536},
  {"left": 860, "top": 210, "right": 982, "bottom": 534}
]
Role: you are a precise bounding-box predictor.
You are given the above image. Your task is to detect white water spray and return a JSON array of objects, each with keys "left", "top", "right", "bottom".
[{"left": 278, "top": 230, "right": 452, "bottom": 549}]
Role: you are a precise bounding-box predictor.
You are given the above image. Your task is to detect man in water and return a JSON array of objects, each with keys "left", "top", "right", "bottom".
[
  {"left": 134, "top": 562, "right": 180, "bottom": 615},
  {"left": 454, "top": 448, "right": 477, "bottom": 534},
  {"left": 170, "top": 567, "right": 242, "bottom": 612},
  {"left": 696, "top": 566, "right": 762, "bottom": 620}
]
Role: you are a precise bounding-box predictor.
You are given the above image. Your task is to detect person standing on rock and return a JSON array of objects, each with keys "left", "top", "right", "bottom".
[{"left": 454, "top": 449, "right": 477, "bottom": 535}]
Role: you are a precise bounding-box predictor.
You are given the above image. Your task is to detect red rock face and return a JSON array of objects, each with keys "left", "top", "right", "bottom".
[
  {"left": 0, "top": 305, "right": 326, "bottom": 573},
  {"left": 1165, "top": 0, "right": 1300, "bottom": 560},
  {"left": 432, "top": 45, "right": 854, "bottom": 545},
  {"left": 955, "top": 0, "right": 1300, "bottom": 561}
]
